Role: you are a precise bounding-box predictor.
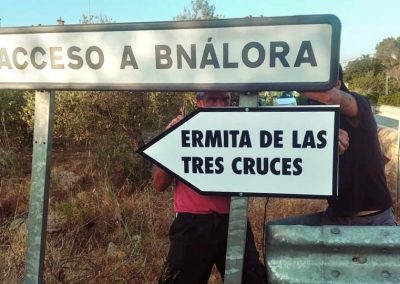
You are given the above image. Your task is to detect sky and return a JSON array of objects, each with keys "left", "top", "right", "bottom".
[{"left": 0, "top": 0, "right": 399, "bottom": 65}]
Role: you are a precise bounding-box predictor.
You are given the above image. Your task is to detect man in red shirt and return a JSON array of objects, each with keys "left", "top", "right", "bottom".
[{"left": 153, "top": 91, "right": 267, "bottom": 284}]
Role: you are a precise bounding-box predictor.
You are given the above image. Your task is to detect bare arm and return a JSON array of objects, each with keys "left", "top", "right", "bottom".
[
  {"left": 302, "top": 84, "right": 354, "bottom": 155},
  {"left": 301, "top": 85, "right": 358, "bottom": 126},
  {"left": 152, "top": 165, "right": 173, "bottom": 192},
  {"left": 151, "top": 114, "right": 184, "bottom": 192},
  {"left": 339, "top": 90, "right": 358, "bottom": 118}
]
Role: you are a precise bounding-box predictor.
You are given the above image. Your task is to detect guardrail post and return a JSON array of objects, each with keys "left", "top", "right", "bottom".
[
  {"left": 224, "top": 92, "right": 258, "bottom": 284},
  {"left": 24, "top": 90, "right": 55, "bottom": 284}
]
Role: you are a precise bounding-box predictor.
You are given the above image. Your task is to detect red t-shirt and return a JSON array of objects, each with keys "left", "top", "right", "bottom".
[{"left": 174, "top": 181, "right": 230, "bottom": 214}]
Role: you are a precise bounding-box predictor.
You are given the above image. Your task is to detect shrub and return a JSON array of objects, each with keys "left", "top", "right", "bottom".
[
  {"left": 378, "top": 92, "right": 400, "bottom": 106},
  {"left": 0, "top": 90, "right": 32, "bottom": 149},
  {"left": 0, "top": 148, "right": 22, "bottom": 178}
]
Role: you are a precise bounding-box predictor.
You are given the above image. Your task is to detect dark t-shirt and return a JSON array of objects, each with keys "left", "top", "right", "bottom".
[{"left": 328, "top": 92, "right": 393, "bottom": 216}]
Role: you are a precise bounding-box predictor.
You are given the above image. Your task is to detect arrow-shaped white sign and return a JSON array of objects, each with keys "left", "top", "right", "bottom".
[{"left": 139, "top": 106, "right": 339, "bottom": 198}]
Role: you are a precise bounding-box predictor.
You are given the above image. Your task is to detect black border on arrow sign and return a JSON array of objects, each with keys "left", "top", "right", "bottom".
[{"left": 138, "top": 106, "right": 339, "bottom": 198}]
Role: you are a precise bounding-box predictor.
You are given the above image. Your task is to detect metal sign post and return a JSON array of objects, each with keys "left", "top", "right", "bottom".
[
  {"left": 224, "top": 92, "right": 257, "bottom": 283},
  {"left": 24, "top": 91, "right": 54, "bottom": 284}
]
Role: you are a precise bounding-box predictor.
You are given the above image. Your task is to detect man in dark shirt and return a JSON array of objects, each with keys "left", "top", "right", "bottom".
[{"left": 302, "top": 66, "right": 396, "bottom": 225}]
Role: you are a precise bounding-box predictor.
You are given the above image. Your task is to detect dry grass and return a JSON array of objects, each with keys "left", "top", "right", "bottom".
[
  {"left": 1, "top": 150, "right": 399, "bottom": 283},
  {"left": 0, "top": 177, "right": 30, "bottom": 283},
  {"left": 0, "top": 151, "right": 174, "bottom": 283}
]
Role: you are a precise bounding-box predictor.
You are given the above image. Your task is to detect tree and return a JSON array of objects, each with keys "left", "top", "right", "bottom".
[
  {"left": 79, "top": 14, "right": 114, "bottom": 24},
  {"left": 376, "top": 37, "right": 400, "bottom": 68},
  {"left": 344, "top": 55, "right": 385, "bottom": 97},
  {"left": 345, "top": 55, "right": 384, "bottom": 81},
  {"left": 174, "top": 0, "right": 222, "bottom": 20},
  {"left": 376, "top": 37, "right": 400, "bottom": 85}
]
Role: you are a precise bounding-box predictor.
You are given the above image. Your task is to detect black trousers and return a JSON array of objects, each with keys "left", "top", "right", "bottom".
[{"left": 159, "top": 213, "right": 267, "bottom": 284}]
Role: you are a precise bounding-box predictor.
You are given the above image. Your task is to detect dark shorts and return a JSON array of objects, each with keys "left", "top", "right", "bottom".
[{"left": 158, "top": 213, "right": 267, "bottom": 284}]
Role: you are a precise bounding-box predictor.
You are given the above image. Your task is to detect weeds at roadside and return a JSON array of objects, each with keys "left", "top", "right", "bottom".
[{"left": 1, "top": 146, "right": 399, "bottom": 283}]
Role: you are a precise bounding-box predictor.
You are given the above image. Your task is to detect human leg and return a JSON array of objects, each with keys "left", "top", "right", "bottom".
[
  {"left": 158, "top": 214, "right": 216, "bottom": 284},
  {"left": 242, "top": 221, "right": 268, "bottom": 284}
]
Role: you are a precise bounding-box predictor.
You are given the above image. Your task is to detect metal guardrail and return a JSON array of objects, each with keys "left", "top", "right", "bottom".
[
  {"left": 264, "top": 105, "right": 400, "bottom": 284},
  {"left": 265, "top": 223, "right": 400, "bottom": 283}
]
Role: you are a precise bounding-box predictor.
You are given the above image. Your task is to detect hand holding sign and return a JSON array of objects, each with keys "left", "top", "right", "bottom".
[
  {"left": 166, "top": 115, "right": 184, "bottom": 129},
  {"left": 338, "top": 129, "right": 349, "bottom": 155}
]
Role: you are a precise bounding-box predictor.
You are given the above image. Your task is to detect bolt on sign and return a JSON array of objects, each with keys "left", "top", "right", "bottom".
[
  {"left": 0, "top": 14, "right": 340, "bottom": 91},
  {"left": 139, "top": 107, "right": 339, "bottom": 198}
]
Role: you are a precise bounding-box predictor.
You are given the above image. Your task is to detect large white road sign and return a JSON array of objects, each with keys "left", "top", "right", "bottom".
[
  {"left": 0, "top": 15, "right": 340, "bottom": 91},
  {"left": 139, "top": 107, "right": 339, "bottom": 198}
]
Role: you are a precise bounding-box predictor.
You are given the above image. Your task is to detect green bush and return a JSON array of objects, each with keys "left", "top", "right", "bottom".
[
  {"left": 93, "top": 131, "right": 151, "bottom": 186},
  {"left": 378, "top": 92, "right": 400, "bottom": 106},
  {"left": 19, "top": 91, "right": 196, "bottom": 149},
  {"left": 0, "top": 148, "right": 22, "bottom": 178},
  {"left": 2, "top": 90, "right": 194, "bottom": 182},
  {"left": 0, "top": 90, "right": 32, "bottom": 149},
  {"left": 365, "top": 93, "right": 379, "bottom": 105}
]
